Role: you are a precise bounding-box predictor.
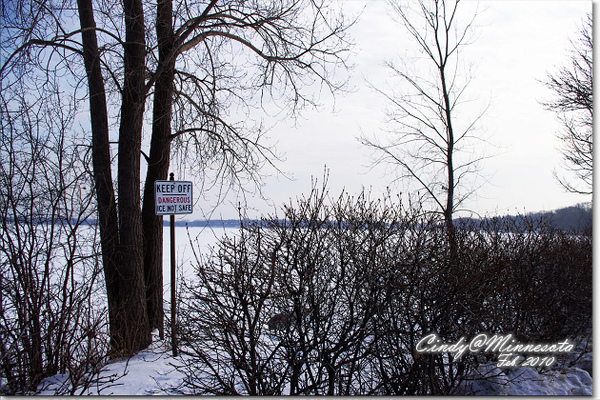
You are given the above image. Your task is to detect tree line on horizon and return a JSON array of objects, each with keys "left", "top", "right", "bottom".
[{"left": 169, "top": 202, "right": 593, "bottom": 234}]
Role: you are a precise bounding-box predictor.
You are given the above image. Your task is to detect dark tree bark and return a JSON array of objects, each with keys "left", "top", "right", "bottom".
[
  {"left": 142, "top": 0, "right": 176, "bottom": 336},
  {"left": 114, "top": 0, "right": 151, "bottom": 354},
  {"left": 76, "top": 0, "right": 123, "bottom": 355},
  {"left": 440, "top": 63, "right": 457, "bottom": 259},
  {"left": 79, "top": 0, "right": 150, "bottom": 356}
]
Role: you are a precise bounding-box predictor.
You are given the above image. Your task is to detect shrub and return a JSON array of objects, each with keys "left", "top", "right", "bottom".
[
  {"left": 0, "top": 105, "right": 111, "bottom": 394},
  {"left": 177, "top": 185, "right": 592, "bottom": 395}
]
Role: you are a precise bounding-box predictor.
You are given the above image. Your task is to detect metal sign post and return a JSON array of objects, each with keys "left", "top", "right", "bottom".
[
  {"left": 170, "top": 187, "right": 177, "bottom": 357},
  {"left": 155, "top": 173, "right": 193, "bottom": 357}
]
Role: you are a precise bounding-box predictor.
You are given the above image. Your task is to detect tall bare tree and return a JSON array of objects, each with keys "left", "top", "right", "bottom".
[
  {"left": 141, "top": 0, "right": 352, "bottom": 337},
  {"left": 543, "top": 14, "right": 592, "bottom": 195},
  {"left": 359, "top": 0, "right": 485, "bottom": 248},
  {"left": 1, "top": 0, "right": 352, "bottom": 356}
]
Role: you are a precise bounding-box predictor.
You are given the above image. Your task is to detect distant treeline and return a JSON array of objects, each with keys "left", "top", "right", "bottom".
[
  {"left": 456, "top": 203, "right": 592, "bottom": 233},
  {"left": 167, "top": 219, "right": 243, "bottom": 228},
  {"left": 3, "top": 217, "right": 98, "bottom": 227},
  {"left": 171, "top": 203, "right": 592, "bottom": 234},
  {"left": 5, "top": 203, "right": 591, "bottom": 234}
]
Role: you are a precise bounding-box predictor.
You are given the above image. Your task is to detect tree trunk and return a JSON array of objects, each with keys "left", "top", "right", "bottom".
[
  {"left": 440, "top": 64, "right": 457, "bottom": 263},
  {"left": 76, "top": 0, "right": 123, "bottom": 355},
  {"left": 79, "top": 0, "right": 151, "bottom": 356},
  {"left": 142, "top": 0, "right": 175, "bottom": 336},
  {"left": 115, "top": 0, "right": 151, "bottom": 354}
]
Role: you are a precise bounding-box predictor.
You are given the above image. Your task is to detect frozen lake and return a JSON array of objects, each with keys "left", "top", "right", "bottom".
[{"left": 161, "top": 225, "right": 233, "bottom": 291}]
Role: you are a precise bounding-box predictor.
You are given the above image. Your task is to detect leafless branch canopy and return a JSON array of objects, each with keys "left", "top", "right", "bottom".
[
  {"left": 359, "top": 0, "right": 486, "bottom": 221},
  {"left": 1, "top": 0, "right": 355, "bottom": 358},
  {"left": 542, "top": 14, "right": 592, "bottom": 195},
  {"left": 1, "top": 0, "right": 354, "bottom": 196}
]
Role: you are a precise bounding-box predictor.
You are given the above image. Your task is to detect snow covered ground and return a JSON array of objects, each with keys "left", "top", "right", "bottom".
[
  {"left": 459, "top": 362, "right": 592, "bottom": 395},
  {"left": 37, "top": 331, "right": 593, "bottom": 395},
  {"left": 38, "top": 332, "right": 187, "bottom": 395}
]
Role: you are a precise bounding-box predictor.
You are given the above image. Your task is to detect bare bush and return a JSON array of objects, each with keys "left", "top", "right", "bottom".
[
  {"left": 176, "top": 183, "right": 592, "bottom": 395},
  {"left": 0, "top": 85, "right": 110, "bottom": 394},
  {"left": 456, "top": 216, "right": 592, "bottom": 342}
]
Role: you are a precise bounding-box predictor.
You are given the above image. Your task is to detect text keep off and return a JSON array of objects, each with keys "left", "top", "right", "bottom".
[{"left": 155, "top": 180, "right": 193, "bottom": 215}]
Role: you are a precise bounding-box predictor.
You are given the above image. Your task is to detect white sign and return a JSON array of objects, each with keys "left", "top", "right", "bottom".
[{"left": 155, "top": 180, "right": 193, "bottom": 215}]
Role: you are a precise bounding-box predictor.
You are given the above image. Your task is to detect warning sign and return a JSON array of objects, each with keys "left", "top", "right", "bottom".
[{"left": 155, "top": 180, "right": 193, "bottom": 215}]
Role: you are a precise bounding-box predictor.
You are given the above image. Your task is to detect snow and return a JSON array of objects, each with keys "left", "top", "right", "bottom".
[
  {"left": 459, "top": 362, "right": 592, "bottom": 395},
  {"left": 36, "top": 331, "right": 593, "bottom": 396},
  {"left": 38, "top": 332, "right": 189, "bottom": 395},
  {"left": 458, "top": 339, "right": 593, "bottom": 395}
]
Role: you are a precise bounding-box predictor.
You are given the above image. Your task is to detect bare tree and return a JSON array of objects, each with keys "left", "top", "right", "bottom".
[
  {"left": 359, "top": 0, "right": 485, "bottom": 247},
  {"left": 141, "top": 0, "right": 353, "bottom": 337},
  {"left": 1, "top": 0, "right": 352, "bottom": 356},
  {"left": 177, "top": 184, "right": 408, "bottom": 395},
  {"left": 543, "top": 14, "right": 592, "bottom": 195}
]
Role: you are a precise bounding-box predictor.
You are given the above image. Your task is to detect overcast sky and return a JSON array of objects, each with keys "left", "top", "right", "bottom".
[{"left": 189, "top": 0, "right": 591, "bottom": 221}]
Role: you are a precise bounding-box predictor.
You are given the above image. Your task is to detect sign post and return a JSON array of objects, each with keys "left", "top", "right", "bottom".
[{"left": 155, "top": 173, "right": 193, "bottom": 357}]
